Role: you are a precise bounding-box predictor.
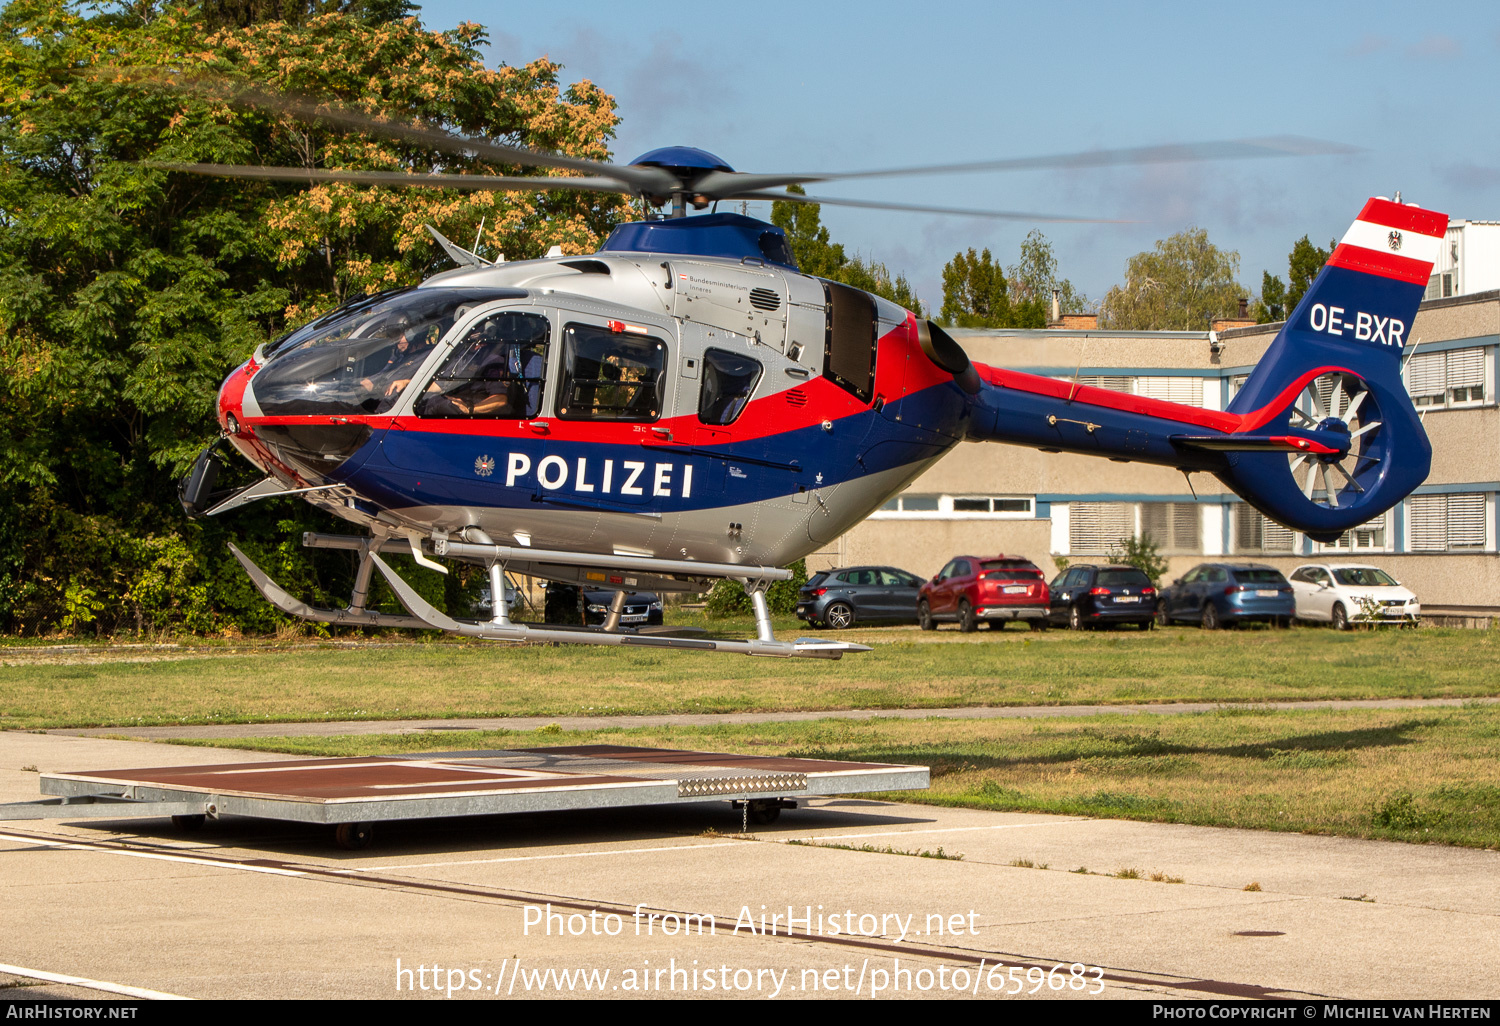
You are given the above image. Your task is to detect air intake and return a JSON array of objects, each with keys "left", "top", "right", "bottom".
[
  {"left": 785, "top": 388, "right": 808, "bottom": 407},
  {"left": 749, "top": 287, "right": 781, "bottom": 312}
]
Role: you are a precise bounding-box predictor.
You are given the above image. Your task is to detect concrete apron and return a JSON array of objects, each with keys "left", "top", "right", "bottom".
[{"left": 1, "top": 730, "right": 1496, "bottom": 1001}]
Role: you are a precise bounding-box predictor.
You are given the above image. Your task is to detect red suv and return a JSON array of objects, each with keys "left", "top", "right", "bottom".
[{"left": 918, "top": 555, "right": 1049, "bottom": 632}]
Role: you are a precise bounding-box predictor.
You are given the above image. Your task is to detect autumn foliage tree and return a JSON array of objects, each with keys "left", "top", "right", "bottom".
[{"left": 0, "top": 0, "right": 625, "bottom": 633}]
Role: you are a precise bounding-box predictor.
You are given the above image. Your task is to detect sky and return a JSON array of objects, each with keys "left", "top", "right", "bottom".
[{"left": 419, "top": 0, "right": 1500, "bottom": 313}]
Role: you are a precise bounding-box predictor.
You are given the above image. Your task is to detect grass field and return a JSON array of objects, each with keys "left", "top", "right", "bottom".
[
  {"left": 2, "top": 623, "right": 1498, "bottom": 730},
  {"left": 170, "top": 703, "right": 1500, "bottom": 849}
]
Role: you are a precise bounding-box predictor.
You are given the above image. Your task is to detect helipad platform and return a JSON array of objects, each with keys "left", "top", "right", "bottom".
[{"left": 1, "top": 745, "right": 929, "bottom": 847}]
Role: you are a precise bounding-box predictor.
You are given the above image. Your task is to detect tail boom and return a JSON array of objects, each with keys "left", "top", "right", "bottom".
[{"left": 957, "top": 197, "right": 1446, "bottom": 542}]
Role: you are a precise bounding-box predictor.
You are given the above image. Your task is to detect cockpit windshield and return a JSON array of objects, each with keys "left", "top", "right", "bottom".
[{"left": 252, "top": 288, "right": 523, "bottom": 416}]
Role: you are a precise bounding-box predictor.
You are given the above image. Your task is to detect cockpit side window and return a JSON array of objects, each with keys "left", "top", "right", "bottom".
[
  {"left": 415, "top": 312, "right": 549, "bottom": 419},
  {"left": 556, "top": 322, "right": 667, "bottom": 422},
  {"left": 698, "top": 348, "right": 763, "bottom": 425}
]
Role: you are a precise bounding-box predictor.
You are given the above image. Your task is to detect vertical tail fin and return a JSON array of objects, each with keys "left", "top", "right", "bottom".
[{"left": 1217, "top": 198, "right": 1447, "bottom": 542}]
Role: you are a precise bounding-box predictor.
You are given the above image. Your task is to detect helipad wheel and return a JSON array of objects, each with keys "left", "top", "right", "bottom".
[
  {"left": 747, "top": 800, "right": 782, "bottom": 825},
  {"left": 334, "top": 822, "right": 375, "bottom": 850}
]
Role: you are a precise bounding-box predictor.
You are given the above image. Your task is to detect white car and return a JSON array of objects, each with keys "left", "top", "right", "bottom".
[{"left": 1288, "top": 563, "right": 1420, "bottom": 629}]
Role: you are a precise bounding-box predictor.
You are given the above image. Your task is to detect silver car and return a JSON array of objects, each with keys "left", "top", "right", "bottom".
[{"left": 1288, "top": 563, "right": 1420, "bottom": 629}]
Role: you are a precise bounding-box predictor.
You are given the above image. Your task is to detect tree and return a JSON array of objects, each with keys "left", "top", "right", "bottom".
[
  {"left": 1254, "top": 270, "right": 1286, "bottom": 323},
  {"left": 1098, "top": 228, "right": 1245, "bottom": 330},
  {"left": 0, "top": 1, "right": 623, "bottom": 634},
  {"left": 1104, "top": 536, "right": 1169, "bottom": 586},
  {"left": 1008, "top": 229, "right": 1090, "bottom": 315},
  {"left": 769, "top": 186, "right": 924, "bottom": 313},
  {"left": 1286, "top": 235, "right": 1334, "bottom": 313},
  {"left": 770, "top": 185, "right": 846, "bottom": 279},
  {"left": 939, "top": 247, "right": 1045, "bottom": 328}
]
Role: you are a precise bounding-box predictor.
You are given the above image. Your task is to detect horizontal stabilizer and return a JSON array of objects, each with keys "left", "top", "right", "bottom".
[{"left": 1172, "top": 434, "right": 1340, "bottom": 454}]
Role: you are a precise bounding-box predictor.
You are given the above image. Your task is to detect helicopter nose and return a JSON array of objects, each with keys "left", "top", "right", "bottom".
[{"left": 217, "top": 359, "right": 256, "bottom": 437}]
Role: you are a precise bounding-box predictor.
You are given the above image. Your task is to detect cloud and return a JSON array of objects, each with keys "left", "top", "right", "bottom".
[
  {"left": 1405, "top": 35, "right": 1462, "bottom": 59},
  {"left": 1440, "top": 163, "right": 1500, "bottom": 191},
  {"left": 1346, "top": 33, "right": 1390, "bottom": 57}
]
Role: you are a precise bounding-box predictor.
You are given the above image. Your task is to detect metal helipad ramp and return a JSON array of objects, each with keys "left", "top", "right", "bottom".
[{"left": 0, "top": 745, "right": 929, "bottom": 848}]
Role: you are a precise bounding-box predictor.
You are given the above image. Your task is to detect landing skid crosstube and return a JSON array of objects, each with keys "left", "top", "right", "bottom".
[{"left": 227, "top": 536, "right": 868, "bottom": 659}]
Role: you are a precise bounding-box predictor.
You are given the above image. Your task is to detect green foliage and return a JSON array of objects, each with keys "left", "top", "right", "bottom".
[
  {"left": 940, "top": 247, "right": 1041, "bottom": 328},
  {"left": 703, "top": 559, "right": 809, "bottom": 620},
  {"left": 938, "top": 233, "right": 1084, "bottom": 329},
  {"left": 770, "top": 187, "right": 924, "bottom": 313},
  {"left": 1008, "top": 229, "right": 1089, "bottom": 315},
  {"left": 1104, "top": 535, "right": 1169, "bottom": 585},
  {"left": 0, "top": 2, "right": 622, "bottom": 635},
  {"left": 1098, "top": 228, "right": 1246, "bottom": 330},
  {"left": 1255, "top": 270, "right": 1286, "bottom": 323},
  {"left": 1285, "top": 235, "right": 1334, "bottom": 313},
  {"left": 1370, "top": 791, "right": 1427, "bottom": 830}
]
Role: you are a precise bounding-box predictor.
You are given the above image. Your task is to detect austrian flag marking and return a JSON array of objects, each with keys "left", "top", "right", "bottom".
[{"left": 1327, "top": 198, "right": 1447, "bottom": 285}]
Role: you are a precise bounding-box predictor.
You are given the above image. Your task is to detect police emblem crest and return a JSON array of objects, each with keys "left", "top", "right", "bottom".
[
  {"left": 474, "top": 455, "right": 496, "bottom": 477},
  {"left": 1388, "top": 230, "right": 1402, "bottom": 251}
]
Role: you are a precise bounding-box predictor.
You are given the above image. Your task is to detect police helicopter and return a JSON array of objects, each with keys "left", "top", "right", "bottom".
[{"left": 172, "top": 94, "right": 1445, "bottom": 659}]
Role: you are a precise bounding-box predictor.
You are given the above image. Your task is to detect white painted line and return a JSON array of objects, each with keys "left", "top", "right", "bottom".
[
  {"left": 345, "top": 840, "right": 746, "bottom": 873},
  {"left": 783, "top": 819, "right": 1096, "bottom": 844},
  {"left": 0, "top": 962, "right": 191, "bottom": 1000},
  {"left": 0, "top": 832, "right": 306, "bottom": 877}
]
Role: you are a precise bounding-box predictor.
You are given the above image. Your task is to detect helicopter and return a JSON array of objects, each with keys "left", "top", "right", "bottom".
[{"left": 172, "top": 98, "right": 1445, "bottom": 659}]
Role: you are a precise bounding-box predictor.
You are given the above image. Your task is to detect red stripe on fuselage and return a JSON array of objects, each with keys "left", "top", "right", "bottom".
[
  {"left": 973, "top": 363, "right": 1361, "bottom": 436},
  {"left": 238, "top": 317, "right": 938, "bottom": 447}
]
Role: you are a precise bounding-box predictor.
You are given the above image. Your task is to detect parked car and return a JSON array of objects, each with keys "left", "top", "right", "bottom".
[
  {"left": 917, "top": 555, "right": 1049, "bottom": 632},
  {"left": 1047, "top": 564, "right": 1158, "bottom": 630},
  {"left": 1155, "top": 562, "right": 1295, "bottom": 629},
  {"left": 796, "top": 566, "right": 923, "bottom": 629},
  {"left": 583, "top": 590, "right": 664, "bottom": 627},
  {"left": 472, "top": 578, "right": 523, "bottom": 620},
  {"left": 1289, "top": 563, "right": 1419, "bottom": 629}
]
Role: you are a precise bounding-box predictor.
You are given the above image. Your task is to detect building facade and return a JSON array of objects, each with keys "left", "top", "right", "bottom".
[{"left": 820, "top": 289, "right": 1500, "bottom": 614}]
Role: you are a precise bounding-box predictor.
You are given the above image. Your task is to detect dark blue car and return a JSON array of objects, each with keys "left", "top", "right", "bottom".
[{"left": 1156, "top": 562, "right": 1295, "bottom": 629}]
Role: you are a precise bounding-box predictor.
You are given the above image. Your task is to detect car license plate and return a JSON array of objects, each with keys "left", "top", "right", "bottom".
[
  {"left": 1256, "top": 589, "right": 1277, "bottom": 597},
  {"left": 1115, "top": 595, "right": 1138, "bottom": 603},
  {"left": 622, "top": 614, "right": 647, "bottom": 623},
  {"left": 1003, "top": 585, "right": 1027, "bottom": 594}
]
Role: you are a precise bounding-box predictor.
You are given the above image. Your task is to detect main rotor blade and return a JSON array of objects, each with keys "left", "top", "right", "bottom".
[
  {"left": 142, "top": 74, "right": 680, "bottom": 196},
  {"left": 151, "top": 163, "right": 633, "bottom": 194},
  {"left": 731, "top": 189, "right": 1127, "bottom": 222},
  {"left": 752, "top": 136, "right": 1362, "bottom": 188}
]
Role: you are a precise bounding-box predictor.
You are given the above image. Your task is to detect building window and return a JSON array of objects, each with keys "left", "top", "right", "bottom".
[
  {"left": 952, "top": 496, "right": 1033, "bottom": 514},
  {"left": 1068, "top": 502, "right": 1136, "bottom": 554},
  {"left": 1067, "top": 375, "right": 1132, "bottom": 392},
  {"left": 1134, "top": 376, "right": 1203, "bottom": 406},
  {"left": 1233, "top": 505, "right": 1296, "bottom": 554},
  {"left": 1408, "top": 493, "right": 1489, "bottom": 551},
  {"left": 1425, "top": 272, "right": 1455, "bottom": 300},
  {"left": 1056, "top": 375, "right": 1204, "bottom": 407},
  {"left": 1404, "top": 348, "right": 1488, "bottom": 409},
  {"left": 1140, "top": 502, "right": 1201, "bottom": 552},
  {"left": 1314, "top": 512, "right": 1391, "bottom": 553},
  {"left": 875, "top": 493, "right": 1033, "bottom": 518}
]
